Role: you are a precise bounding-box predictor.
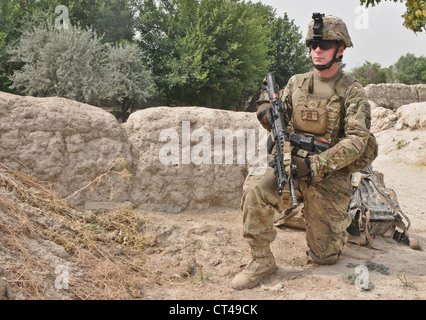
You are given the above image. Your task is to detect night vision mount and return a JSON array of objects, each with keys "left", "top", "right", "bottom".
[{"left": 312, "top": 12, "right": 325, "bottom": 40}]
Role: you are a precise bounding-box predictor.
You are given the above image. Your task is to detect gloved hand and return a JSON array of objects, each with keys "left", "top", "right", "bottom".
[
  {"left": 256, "top": 100, "right": 272, "bottom": 131},
  {"left": 292, "top": 156, "right": 311, "bottom": 178}
]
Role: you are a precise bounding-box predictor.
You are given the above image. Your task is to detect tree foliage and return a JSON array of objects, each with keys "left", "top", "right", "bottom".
[
  {"left": 64, "top": 0, "right": 136, "bottom": 43},
  {"left": 9, "top": 24, "right": 108, "bottom": 105},
  {"left": 360, "top": 0, "right": 426, "bottom": 33},
  {"left": 350, "top": 61, "right": 392, "bottom": 86},
  {"left": 135, "top": 0, "right": 271, "bottom": 108},
  {"left": 392, "top": 53, "right": 426, "bottom": 84},
  {"left": 5, "top": 0, "right": 311, "bottom": 112},
  {"left": 135, "top": 0, "right": 310, "bottom": 109},
  {"left": 267, "top": 12, "right": 311, "bottom": 89},
  {"left": 104, "top": 42, "right": 154, "bottom": 122},
  {"left": 0, "top": 0, "right": 136, "bottom": 92},
  {"left": 0, "top": 0, "right": 136, "bottom": 43},
  {"left": 349, "top": 53, "right": 425, "bottom": 85},
  {"left": 8, "top": 23, "right": 153, "bottom": 115}
]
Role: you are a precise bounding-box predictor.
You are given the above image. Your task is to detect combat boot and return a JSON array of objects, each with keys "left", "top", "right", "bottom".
[{"left": 231, "top": 245, "right": 276, "bottom": 290}]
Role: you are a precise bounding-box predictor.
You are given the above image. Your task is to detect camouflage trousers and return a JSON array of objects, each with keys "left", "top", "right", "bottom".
[{"left": 241, "top": 166, "right": 352, "bottom": 265}]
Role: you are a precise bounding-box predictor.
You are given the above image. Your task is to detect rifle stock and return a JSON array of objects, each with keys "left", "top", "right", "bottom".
[{"left": 265, "top": 73, "right": 298, "bottom": 208}]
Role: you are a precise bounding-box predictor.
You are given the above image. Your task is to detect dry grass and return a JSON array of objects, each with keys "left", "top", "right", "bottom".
[
  {"left": 96, "top": 207, "right": 158, "bottom": 255},
  {"left": 64, "top": 157, "right": 132, "bottom": 201},
  {"left": 0, "top": 162, "right": 157, "bottom": 300},
  {"left": 0, "top": 207, "right": 51, "bottom": 298}
]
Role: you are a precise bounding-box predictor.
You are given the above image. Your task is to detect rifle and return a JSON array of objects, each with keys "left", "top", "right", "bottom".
[{"left": 265, "top": 72, "right": 298, "bottom": 208}]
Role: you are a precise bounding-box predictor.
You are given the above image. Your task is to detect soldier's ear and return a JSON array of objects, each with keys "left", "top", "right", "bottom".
[{"left": 337, "top": 45, "right": 345, "bottom": 58}]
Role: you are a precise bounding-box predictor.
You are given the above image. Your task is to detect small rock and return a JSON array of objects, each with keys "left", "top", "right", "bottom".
[
  {"left": 213, "top": 259, "right": 222, "bottom": 267},
  {"left": 82, "top": 210, "right": 97, "bottom": 223},
  {"left": 410, "top": 239, "right": 421, "bottom": 250},
  {"left": 388, "top": 114, "right": 398, "bottom": 121},
  {"left": 394, "top": 122, "right": 404, "bottom": 130}
]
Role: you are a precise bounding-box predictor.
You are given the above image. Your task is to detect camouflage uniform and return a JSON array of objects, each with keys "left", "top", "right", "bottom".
[
  {"left": 243, "top": 70, "right": 371, "bottom": 264},
  {"left": 232, "top": 13, "right": 371, "bottom": 290}
]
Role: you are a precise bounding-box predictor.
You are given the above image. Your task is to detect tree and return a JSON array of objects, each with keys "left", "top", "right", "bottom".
[
  {"left": 0, "top": 0, "right": 137, "bottom": 92},
  {"left": 392, "top": 53, "right": 426, "bottom": 84},
  {"left": 267, "top": 12, "right": 311, "bottom": 89},
  {"left": 135, "top": 0, "right": 310, "bottom": 109},
  {"left": 0, "top": 0, "right": 24, "bottom": 92},
  {"left": 8, "top": 22, "right": 153, "bottom": 115},
  {"left": 104, "top": 42, "right": 153, "bottom": 122},
  {"left": 350, "top": 61, "right": 392, "bottom": 86},
  {"left": 136, "top": 0, "right": 272, "bottom": 109},
  {"left": 360, "top": 0, "right": 426, "bottom": 33},
  {"left": 0, "top": 25, "right": 8, "bottom": 92},
  {"left": 65, "top": 0, "right": 136, "bottom": 44},
  {"left": 173, "top": 0, "right": 273, "bottom": 108},
  {"left": 132, "top": 0, "right": 183, "bottom": 105},
  {"left": 9, "top": 23, "right": 108, "bottom": 106}
]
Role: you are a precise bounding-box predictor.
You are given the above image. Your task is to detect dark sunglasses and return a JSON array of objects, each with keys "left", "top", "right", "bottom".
[{"left": 308, "top": 40, "right": 337, "bottom": 50}]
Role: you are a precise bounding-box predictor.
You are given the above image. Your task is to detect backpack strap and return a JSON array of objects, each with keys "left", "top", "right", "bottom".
[
  {"left": 363, "top": 209, "right": 380, "bottom": 250},
  {"left": 353, "top": 175, "right": 381, "bottom": 250}
]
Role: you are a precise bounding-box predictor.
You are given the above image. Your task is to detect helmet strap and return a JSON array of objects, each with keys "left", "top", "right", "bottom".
[{"left": 313, "top": 42, "right": 342, "bottom": 71}]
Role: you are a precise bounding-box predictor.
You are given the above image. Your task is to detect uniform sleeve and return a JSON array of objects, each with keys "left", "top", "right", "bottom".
[
  {"left": 280, "top": 75, "right": 297, "bottom": 126},
  {"left": 309, "top": 82, "right": 371, "bottom": 177}
]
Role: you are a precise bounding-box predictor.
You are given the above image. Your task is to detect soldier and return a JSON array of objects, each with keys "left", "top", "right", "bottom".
[{"left": 231, "top": 13, "right": 371, "bottom": 290}]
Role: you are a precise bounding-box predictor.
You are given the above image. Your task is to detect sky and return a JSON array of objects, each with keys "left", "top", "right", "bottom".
[{"left": 259, "top": 0, "right": 426, "bottom": 71}]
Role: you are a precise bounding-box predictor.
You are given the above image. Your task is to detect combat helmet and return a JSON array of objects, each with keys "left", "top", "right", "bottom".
[{"left": 305, "top": 13, "right": 353, "bottom": 70}]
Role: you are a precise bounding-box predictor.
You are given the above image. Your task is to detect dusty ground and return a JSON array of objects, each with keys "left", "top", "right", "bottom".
[
  {"left": 140, "top": 128, "right": 426, "bottom": 300},
  {"left": 0, "top": 128, "right": 424, "bottom": 301}
]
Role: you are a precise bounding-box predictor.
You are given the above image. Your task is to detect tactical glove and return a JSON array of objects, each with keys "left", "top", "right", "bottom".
[
  {"left": 292, "top": 156, "right": 311, "bottom": 179},
  {"left": 256, "top": 100, "right": 272, "bottom": 131}
]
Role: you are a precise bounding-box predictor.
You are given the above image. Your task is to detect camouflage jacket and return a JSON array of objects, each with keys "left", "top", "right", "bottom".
[{"left": 279, "top": 70, "right": 371, "bottom": 178}]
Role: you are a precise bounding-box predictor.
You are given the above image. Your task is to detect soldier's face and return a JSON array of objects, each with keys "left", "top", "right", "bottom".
[{"left": 310, "top": 43, "right": 344, "bottom": 65}]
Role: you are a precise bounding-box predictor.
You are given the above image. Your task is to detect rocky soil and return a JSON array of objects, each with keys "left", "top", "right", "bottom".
[{"left": 1, "top": 127, "right": 425, "bottom": 301}]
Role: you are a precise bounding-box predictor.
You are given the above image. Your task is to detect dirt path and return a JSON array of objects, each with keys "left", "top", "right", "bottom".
[{"left": 140, "top": 129, "right": 426, "bottom": 300}]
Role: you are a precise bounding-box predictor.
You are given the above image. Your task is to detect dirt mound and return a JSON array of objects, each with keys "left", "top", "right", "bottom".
[
  {"left": 0, "top": 162, "right": 157, "bottom": 300},
  {"left": 0, "top": 91, "right": 265, "bottom": 211},
  {"left": 123, "top": 106, "right": 266, "bottom": 210},
  {"left": 0, "top": 91, "right": 134, "bottom": 208}
]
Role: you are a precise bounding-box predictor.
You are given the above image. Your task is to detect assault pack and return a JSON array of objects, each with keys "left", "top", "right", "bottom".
[{"left": 346, "top": 167, "right": 419, "bottom": 250}]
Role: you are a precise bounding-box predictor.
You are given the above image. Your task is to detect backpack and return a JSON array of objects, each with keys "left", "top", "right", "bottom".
[{"left": 346, "top": 167, "right": 416, "bottom": 249}]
